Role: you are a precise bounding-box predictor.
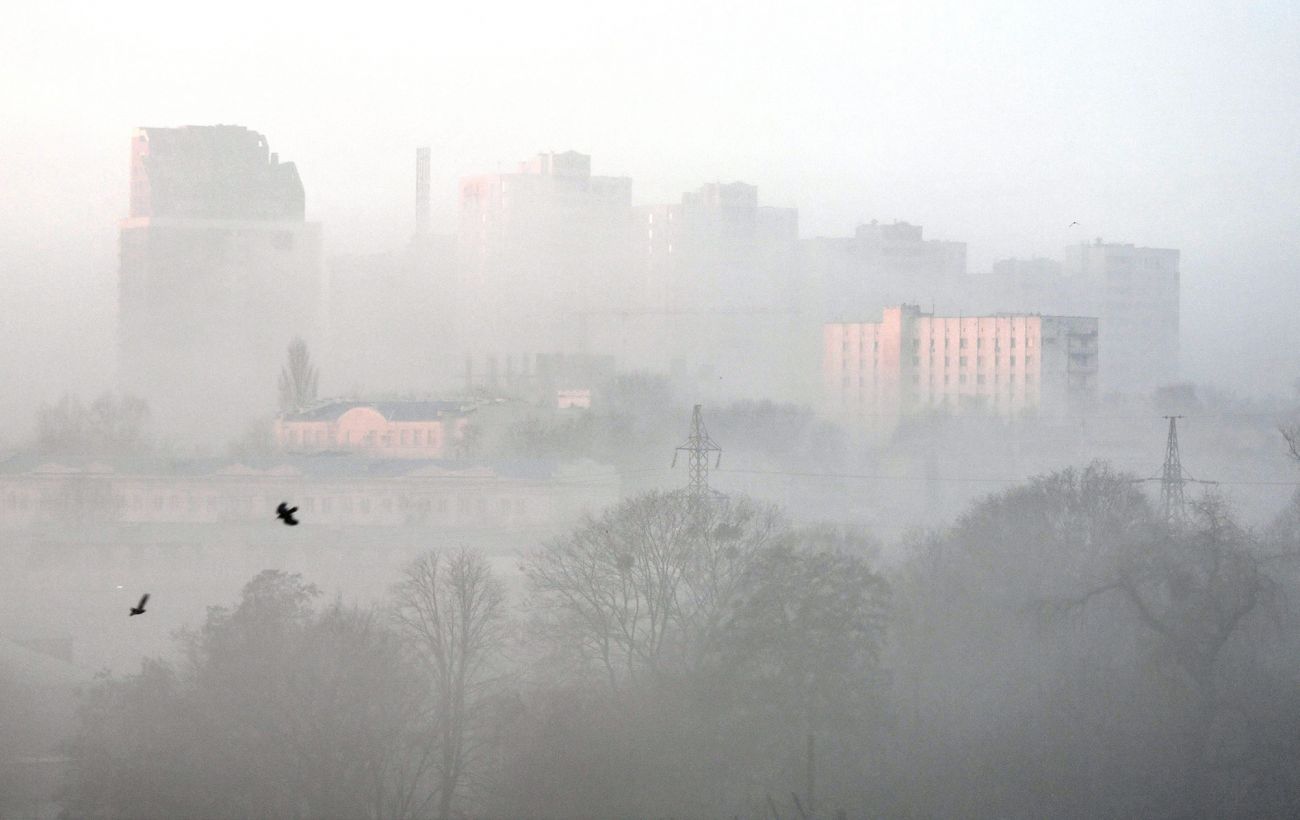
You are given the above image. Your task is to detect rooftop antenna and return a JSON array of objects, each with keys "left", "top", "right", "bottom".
[{"left": 672, "top": 404, "right": 723, "bottom": 502}]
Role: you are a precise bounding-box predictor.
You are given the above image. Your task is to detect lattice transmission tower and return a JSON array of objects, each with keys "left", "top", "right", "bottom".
[
  {"left": 672, "top": 404, "right": 723, "bottom": 502},
  {"left": 1137, "top": 415, "right": 1216, "bottom": 526}
]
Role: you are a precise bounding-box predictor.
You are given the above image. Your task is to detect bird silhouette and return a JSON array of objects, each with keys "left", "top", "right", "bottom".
[
  {"left": 129, "top": 593, "right": 149, "bottom": 617},
  {"left": 276, "top": 502, "right": 299, "bottom": 526},
  {"left": 1069, "top": 221, "right": 1080, "bottom": 227}
]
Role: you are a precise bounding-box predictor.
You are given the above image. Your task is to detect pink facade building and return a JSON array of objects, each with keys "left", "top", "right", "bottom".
[
  {"left": 273, "top": 400, "right": 472, "bottom": 458},
  {"left": 825, "top": 305, "right": 1098, "bottom": 435}
]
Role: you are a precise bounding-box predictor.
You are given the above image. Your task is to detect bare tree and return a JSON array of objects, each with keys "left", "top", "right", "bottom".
[
  {"left": 1283, "top": 423, "right": 1300, "bottom": 463},
  {"left": 391, "top": 548, "right": 507, "bottom": 820},
  {"left": 278, "top": 337, "right": 319, "bottom": 413},
  {"left": 1045, "top": 495, "right": 1277, "bottom": 814},
  {"left": 522, "top": 492, "right": 783, "bottom": 692},
  {"left": 37, "top": 392, "right": 151, "bottom": 457}
]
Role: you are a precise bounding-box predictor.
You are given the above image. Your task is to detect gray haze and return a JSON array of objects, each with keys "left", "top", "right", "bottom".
[
  {"left": 4, "top": 1, "right": 1300, "bottom": 817},
  {"left": 4, "top": 1, "right": 1300, "bottom": 434}
]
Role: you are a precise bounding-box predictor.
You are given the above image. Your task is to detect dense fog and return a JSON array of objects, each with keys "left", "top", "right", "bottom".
[{"left": 3, "top": 1, "right": 1300, "bottom": 818}]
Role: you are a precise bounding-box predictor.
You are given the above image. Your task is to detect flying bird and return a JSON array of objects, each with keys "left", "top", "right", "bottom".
[
  {"left": 276, "top": 502, "right": 299, "bottom": 526},
  {"left": 1069, "top": 221, "right": 1079, "bottom": 227},
  {"left": 129, "top": 593, "right": 149, "bottom": 617}
]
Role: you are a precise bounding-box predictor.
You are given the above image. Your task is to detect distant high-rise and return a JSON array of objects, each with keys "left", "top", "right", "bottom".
[
  {"left": 456, "top": 150, "right": 633, "bottom": 357},
  {"left": 127, "top": 125, "right": 305, "bottom": 221},
  {"left": 621, "top": 180, "right": 802, "bottom": 399},
  {"left": 1061, "top": 239, "right": 1179, "bottom": 392},
  {"left": 635, "top": 181, "right": 798, "bottom": 313},
  {"left": 118, "top": 125, "right": 322, "bottom": 439}
]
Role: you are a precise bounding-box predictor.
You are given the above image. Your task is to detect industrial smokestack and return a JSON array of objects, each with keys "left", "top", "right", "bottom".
[{"left": 415, "top": 146, "right": 431, "bottom": 237}]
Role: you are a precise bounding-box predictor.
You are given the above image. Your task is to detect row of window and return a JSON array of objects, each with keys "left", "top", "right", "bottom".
[
  {"left": 910, "top": 336, "right": 1033, "bottom": 351},
  {"left": 846, "top": 354, "right": 1035, "bottom": 369},
  {"left": 843, "top": 371, "right": 1036, "bottom": 389},
  {"left": 284, "top": 428, "right": 444, "bottom": 448}
]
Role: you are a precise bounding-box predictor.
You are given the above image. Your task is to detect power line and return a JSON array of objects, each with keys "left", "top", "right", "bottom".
[{"left": 708, "top": 467, "right": 1300, "bottom": 488}]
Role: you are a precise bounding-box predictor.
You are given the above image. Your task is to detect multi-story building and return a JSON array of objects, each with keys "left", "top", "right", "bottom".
[
  {"left": 804, "top": 221, "right": 967, "bottom": 322},
  {"left": 118, "top": 125, "right": 322, "bottom": 439},
  {"left": 456, "top": 151, "right": 634, "bottom": 357},
  {"left": 613, "top": 182, "right": 802, "bottom": 399},
  {"left": 825, "top": 305, "right": 1098, "bottom": 436},
  {"left": 963, "top": 241, "right": 1179, "bottom": 393},
  {"left": 805, "top": 226, "right": 1178, "bottom": 397},
  {"left": 635, "top": 181, "right": 798, "bottom": 313},
  {"left": 1061, "top": 240, "right": 1179, "bottom": 393},
  {"left": 273, "top": 400, "right": 473, "bottom": 458}
]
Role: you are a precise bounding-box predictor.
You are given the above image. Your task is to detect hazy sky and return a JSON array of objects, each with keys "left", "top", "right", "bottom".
[{"left": 2, "top": 0, "right": 1299, "bottom": 422}]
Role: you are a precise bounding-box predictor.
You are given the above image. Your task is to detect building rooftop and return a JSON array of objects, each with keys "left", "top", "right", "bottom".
[
  {"left": 281, "top": 399, "right": 475, "bottom": 423},
  {"left": 130, "top": 125, "right": 305, "bottom": 221}
]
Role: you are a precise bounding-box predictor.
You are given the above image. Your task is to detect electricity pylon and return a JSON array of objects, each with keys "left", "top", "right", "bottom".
[
  {"left": 672, "top": 404, "right": 723, "bottom": 502},
  {"left": 1137, "top": 415, "right": 1216, "bottom": 526}
]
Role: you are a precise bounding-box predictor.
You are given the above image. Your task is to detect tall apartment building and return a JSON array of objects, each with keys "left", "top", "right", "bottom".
[
  {"left": 825, "top": 305, "right": 1098, "bottom": 436},
  {"left": 806, "top": 226, "right": 1178, "bottom": 396},
  {"left": 118, "top": 125, "right": 322, "bottom": 437},
  {"left": 635, "top": 181, "right": 798, "bottom": 312},
  {"left": 613, "top": 181, "right": 804, "bottom": 399},
  {"left": 804, "top": 221, "right": 967, "bottom": 322},
  {"left": 456, "top": 151, "right": 634, "bottom": 358},
  {"left": 1061, "top": 240, "right": 1179, "bottom": 392}
]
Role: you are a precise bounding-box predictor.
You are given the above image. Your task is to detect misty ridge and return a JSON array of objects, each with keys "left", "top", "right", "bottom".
[{"left": 4, "top": 5, "right": 1300, "bottom": 819}]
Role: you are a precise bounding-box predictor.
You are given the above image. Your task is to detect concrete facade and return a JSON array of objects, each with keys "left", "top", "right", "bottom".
[
  {"left": 273, "top": 400, "right": 472, "bottom": 458},
  {"left": 118, "top": 126, "right": 322, "bottom": 439},
  {"left": 456, "top": 151, "right": 634, "bottom": 358},
  {"left": 825, "top": 305, "right": 1098, "bottom": 437}
]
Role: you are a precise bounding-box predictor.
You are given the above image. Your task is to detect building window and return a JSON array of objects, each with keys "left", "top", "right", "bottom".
[
  {"left": 960, "top": 339, "right": 967, "bottom": 348},
  {"left": 959, "top": 356, "right": 967, "bottom": 367},
  {"left": 1011, "top": 356, "right": 1017, "bottom": 366},
  {"left": 1026, "top": 356, "right": 1033, "bottom": 366},
  {"left": 977, "top": 375, "right": 986, "bottom": 385},
  {"left": 912, "top": 356, "right": 920, "bottom": 366},
  {"left": 960, "top": 374, "right": 967, "bottom": 384},
  {"left": 1011, "top": 338, "right": 1017, "bottom": 348}
]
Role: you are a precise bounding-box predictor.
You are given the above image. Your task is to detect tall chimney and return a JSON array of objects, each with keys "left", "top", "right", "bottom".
[{"left": 415, "top": 146, "right": 431, "bottom": 237}]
